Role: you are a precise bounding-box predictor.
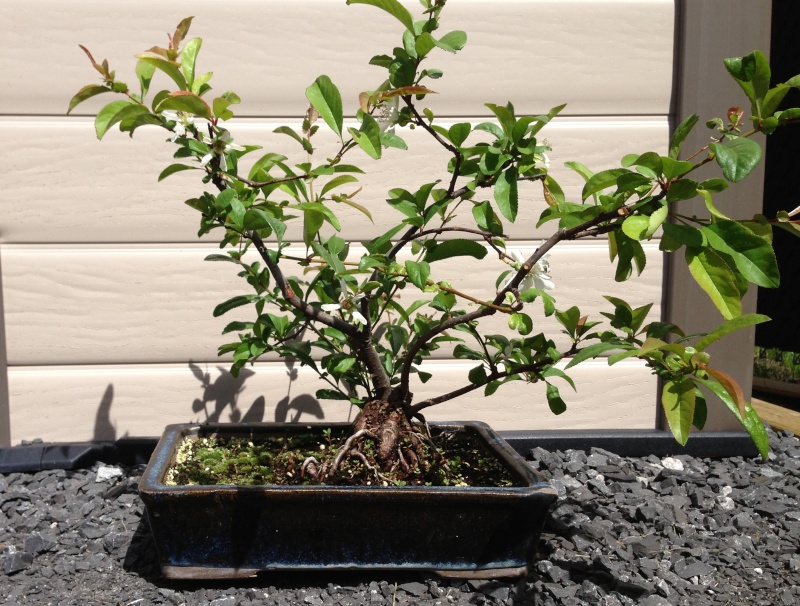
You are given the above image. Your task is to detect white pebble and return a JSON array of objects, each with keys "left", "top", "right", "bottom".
[
  {"left": 95, "top": 465, "right": 123, "bottom": 483},
  {"left": 661, "top": 457, "right": 684, "bottom": 471},
  {"left": 716, "top": 496, "right": 735, "bottom": 511}
]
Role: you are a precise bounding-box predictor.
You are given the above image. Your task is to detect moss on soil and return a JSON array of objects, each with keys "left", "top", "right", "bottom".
[{"left": 164, "top": 427, "right": 524, "bottom": 488}]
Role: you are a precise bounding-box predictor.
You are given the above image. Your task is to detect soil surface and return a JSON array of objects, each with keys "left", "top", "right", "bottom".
[{"left": 2, "top": 427, "right": 800, "bottom": 605}]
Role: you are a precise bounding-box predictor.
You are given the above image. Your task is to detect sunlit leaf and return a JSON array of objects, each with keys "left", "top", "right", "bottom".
[
  {"left": 662, "top": 378, "right": 695, "bottom": 445},
  {"left": 710, "top": 137, "right": 762, "bottom": 183},
  {"left": 306, "top": 75, "right": 343, "bottom": 138},
  {"left": 67, "top": 84, "right": 111, "bottom": 114},
  {"left": 346, "top": 0, "right": 415, "bottom": 32},
  {"left": 685, "top": 246, "right": 742, "bottom": 319}
]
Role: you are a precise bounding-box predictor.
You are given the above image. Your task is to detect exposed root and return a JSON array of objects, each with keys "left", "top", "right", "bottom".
[
  {"left": 301, "top": 456, "right": 319, "bottom": 479},
  {"left": 295, "top": 399, "right": 446, "bottom": 484},
  {"left": 330, "top": 428, "right": 370, "bottom": 475},
  {"left": 349, "top": 450, "right": 387, "bottom": 483}
]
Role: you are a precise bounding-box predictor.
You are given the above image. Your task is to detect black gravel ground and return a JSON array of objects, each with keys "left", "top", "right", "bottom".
[{"left": 2, "top": 428, "right": 800, "bottom": 606}]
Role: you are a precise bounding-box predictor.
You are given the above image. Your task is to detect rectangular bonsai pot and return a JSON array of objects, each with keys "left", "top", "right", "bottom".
[{"left": 139, "top": 421, "right": 558, "bottom": 579}]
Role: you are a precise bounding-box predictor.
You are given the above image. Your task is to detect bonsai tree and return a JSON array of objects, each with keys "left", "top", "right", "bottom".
[{"left": 70, "top": 0, "right": 798, "bottom": 482}]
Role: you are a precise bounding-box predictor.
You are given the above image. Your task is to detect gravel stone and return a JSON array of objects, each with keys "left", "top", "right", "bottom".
[{"left": 2, "top": 429, "right": 800, "bottom": 605}]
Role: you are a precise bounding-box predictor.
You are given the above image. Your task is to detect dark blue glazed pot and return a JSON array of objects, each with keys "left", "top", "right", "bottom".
[{"left": 139, "top": 421, "right": 557, "bottom": 580}]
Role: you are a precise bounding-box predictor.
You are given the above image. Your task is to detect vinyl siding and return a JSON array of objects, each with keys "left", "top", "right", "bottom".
[{"left": 1, "top": 0, "right": 676, "bottom": 443}]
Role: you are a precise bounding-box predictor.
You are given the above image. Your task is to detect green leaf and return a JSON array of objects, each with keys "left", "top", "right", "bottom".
[
  {"left": 669, "top": 114, "right": 699, "bottom": 159},
  {"left": 724, "top": 51, "right": 768, "bottom": 113},
  {"left": 94, "top": 100, "right": 134, "bottom": 139},
  {"left": 346, "top": 0, "right": 415, "bottom": 32},
  {"left": 454, "top": 345, "right": 484, "bottom": 361},
  {"left": 248, "top": 152, "right": 289, "bottom": 180},
  {"left": 621, "top": 215, "right": 651, "bottom": 240},
  {"left": 434, "top": 30, "right": 468, "bottom": 53},
  {"left": 67, "top": 84, "right": 111, "bottom": 114},
  {"left": 702, "top": 220, "right": 779, "bottom": 288},
  {"left": 508, "top": 312, "right": 533, "bottom": 335},
  {"left": 693, "top": 388, "right": 707, "bottom": 430},
  {"left": 448, "top": 123, "right": 472, "bottom": 147},
  {"left": 661, "top": 378, "right": 696, "bottom": 445},
  {"left": 685, "top": 246, "right": 742, "bottom": 319},
  {"left": 694, "top": 313, "right": 770, "bottom": 351},
  {"left": 303, "top": 208, "right": 325, "bottom": 246},
  {"left": 212, "top": 91, "right": 241, "bottom": 121},
  {"left": 213, "top": 294, "right": 257, "bottom": 317},
  {"left": 136, "top": 59, "right": 156, "bottom": 97},
  {"left": 519, "top": 288, "right": 556, "bottom": 316},
  {"left": 273, "top": 125, "right": 308, "bottom": 150},
  {"left": 348, "top": 113, "right": 382, "bottom": 159},
  {"left": 405, "top": 260, "right": 430, "bottom": 290},
  {"left": 762, "top": 84, "right": 790, "bottom": 118},
  {"left": 694, "top": 377, "right": 768, "bottom": 460},
  {"left": 156, "top": 91, "right": 213, "bottom": 120},
  {"left": 158, "top": 163, "right": 196, "bottom": 181},
  {"left": 468, "top": 365, "right": 488, "bottom": 385},
  {"left": 582, "top": 168, "right": 631, "bottom": 201},
  {"left": 135, "top": 55, "right": 188, "bottom": 90},
  {"left": 629, "top": 151, "right": 663, "bottom": 178},
  {"left": 565, "top": 342, "right": 622, "bottom": 369},
  {"left": 554, "top": 306, "right": 580, "bottom": 338},
  {"left": 484, "top": 102, "right": 516, "bottom": 137},
  {"left": 661, "top": 158, "right": 694, "bottom": 181},
  {"left": 698, "top": 178, "right": 728, "bottom": 193},
  {"left": 379, "top": 131, "right": 407, "bottom": 150},
  {"left": 316, "top": 389, "right": 350, "bottom": 401},
  {"left": 545, "top": 383, "right": 567, "bottom": 415},
  {"left": 424, "top": 239, "right": 488, "bottom": 263},
  {"left": 472, "top": 200, "right": 504, "bottom": 235},
  {"left": 710, "top": 137, "right": 762, "bottom": 183},
  {"left": 305, "top": 75, "right": 343, "bottom": 138},
  {"left": 318, "top": 175, "right": 358, "bottom": 200},
  {"left": 495, "top": 166, "right": 519, "bottom": 222},
  {"left": 666, "top": 179, "right": 698, "bottom": 203},
  {"left": 180, "top": 38, "right": 202, "bottom": 85}
]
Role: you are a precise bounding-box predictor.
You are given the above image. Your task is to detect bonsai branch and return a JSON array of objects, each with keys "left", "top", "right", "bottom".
[
  {"left": 410, "top": 358, "right": 557, "bottom": 413},
  {"left": 247, "top": 231, "right": 361, "bottom": 337},
  {"left": 403, "top": 96, "right": 463, "bottom": 196}
]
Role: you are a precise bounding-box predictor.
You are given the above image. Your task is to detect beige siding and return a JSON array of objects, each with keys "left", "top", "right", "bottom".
[
  {"left": 8, "top": 360, "right": 657, "bottom": 443},
  {"left": 1, "top": 0, "right": 680, "bottom": 444},
  {"left": 1, "top": 1, "right": 675, "bottom": 117},
  {"left": 1, "top": 117, "right": 668, "bottom": 244}
]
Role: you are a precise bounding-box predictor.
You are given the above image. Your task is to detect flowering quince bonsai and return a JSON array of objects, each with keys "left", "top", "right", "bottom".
[{"left": 71, "top": 0, "right": 800, "bottom": 481}]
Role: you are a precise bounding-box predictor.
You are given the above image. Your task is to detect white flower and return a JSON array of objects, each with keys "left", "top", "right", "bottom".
[
  {"left": 321, "top": 279, "right": 367, "bottom": 325},
  {"left": 375, "top": 96, "right": 399, "bottom": 132},
  {"left": 163, "top": 111, "right": 195, "bottom": 142},
  {"left": 541, "top": 152, "right": 550, "bottom": 170},
  {"left": 506, "top": 246, "right": 555, "bottom": 291},
  {"left": 200, "top": 130, "right": 244, "bottom": 172}
]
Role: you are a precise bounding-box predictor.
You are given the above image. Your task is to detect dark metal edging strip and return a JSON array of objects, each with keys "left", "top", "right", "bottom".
[{"left": 0, "top": 430, "right": 762, "bottom": 474}]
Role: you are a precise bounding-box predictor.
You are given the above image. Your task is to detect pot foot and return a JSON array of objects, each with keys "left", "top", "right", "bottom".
[
  {"left": 161, "top": 565, "right": 259, "bottom": 580},
  {"left": 435, "top": 565, "right": 528, "bottom": 580}
]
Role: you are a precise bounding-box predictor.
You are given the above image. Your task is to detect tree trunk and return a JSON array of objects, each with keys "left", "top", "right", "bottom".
[{"left": 352, "top": 397, "right": 413, "bottom": 469}]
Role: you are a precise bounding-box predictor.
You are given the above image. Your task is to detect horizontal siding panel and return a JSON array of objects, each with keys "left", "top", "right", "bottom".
[
  {"left": 0, "top": 117, "right": 668, "bottom": 244},
  {"left": 7, "top": 359, "right": 656, "bottom": 443},
  {"left": 0, "top": 1, "right": 674, "bottom": 118},
  {"left": 2, "top": 242, "right": 662, "bottom": 366}
]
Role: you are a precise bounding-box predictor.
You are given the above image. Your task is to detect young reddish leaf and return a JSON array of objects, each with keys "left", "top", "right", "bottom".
[{"left": 704, "top": 366, "right": 746, "bottom": 418}]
